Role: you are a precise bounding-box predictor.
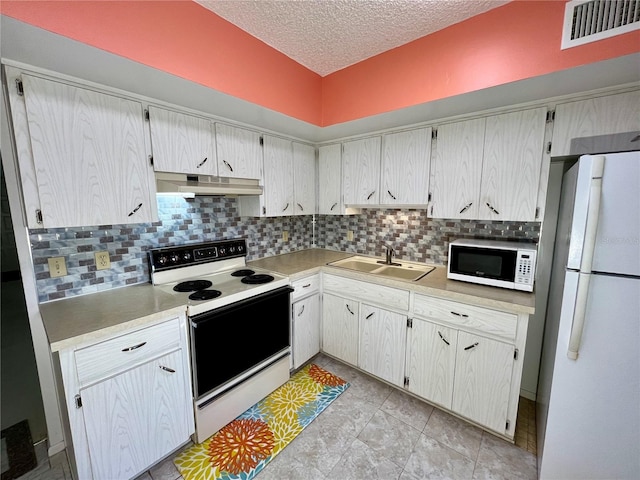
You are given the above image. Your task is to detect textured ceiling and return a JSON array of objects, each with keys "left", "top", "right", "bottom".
[{"left": 195, "top": 0, "right": 509, "bottom": 76}]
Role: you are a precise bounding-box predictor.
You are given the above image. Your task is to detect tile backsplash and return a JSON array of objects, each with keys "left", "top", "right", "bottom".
[{"left": 29, "top": 197, "right": 539, "bottom": 302}]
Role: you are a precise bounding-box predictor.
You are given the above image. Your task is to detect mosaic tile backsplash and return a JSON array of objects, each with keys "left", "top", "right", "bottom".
[{"left": 29, "top": 197, "right": 540, "bottom": 302}]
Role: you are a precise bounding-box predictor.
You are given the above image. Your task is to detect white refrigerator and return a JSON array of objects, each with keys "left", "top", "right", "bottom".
[{"left": 537, "top": 151, "right": 640, "bottom": 479}]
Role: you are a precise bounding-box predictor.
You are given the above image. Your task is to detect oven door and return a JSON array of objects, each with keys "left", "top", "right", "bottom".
[
  {"left": 190, "top": 285, "right": 293, "bottom": 400},
  {"left": 448, "top": 245, "right": 517, "bottom": 288}
]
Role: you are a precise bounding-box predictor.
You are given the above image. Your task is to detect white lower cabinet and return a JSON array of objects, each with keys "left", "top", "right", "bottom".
[
  {"left": 405, "top": 319, "right": 457, "bottom": 409},
  {"left": 58, "top": 315, "right": 194, "bottom": 480},
  {"left": 358, "top": 304, "right": 406, "bottom": 387},
  {"left": 322, "top": 292, "right": 359, "bottom": 366},
  {"left": 451, "top": 331, "right": 514, "bottom": 433},
  {"left": 292, "top": 294, "right": 320, "bottom": 369}
]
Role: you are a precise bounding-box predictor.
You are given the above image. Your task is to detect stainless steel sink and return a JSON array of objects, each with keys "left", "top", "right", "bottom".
[{"left": 328, "top": 256, "right": 435, "bottom": 281}]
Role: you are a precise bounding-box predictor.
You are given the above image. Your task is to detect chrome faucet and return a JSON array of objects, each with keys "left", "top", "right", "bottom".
[{"left": 383, "top": 245, "right": 395, "bottom": 265}]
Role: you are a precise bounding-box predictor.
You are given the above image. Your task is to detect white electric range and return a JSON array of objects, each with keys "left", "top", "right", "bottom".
[{"left": 148, "top": 239, "right": 293, "bottom": 443}]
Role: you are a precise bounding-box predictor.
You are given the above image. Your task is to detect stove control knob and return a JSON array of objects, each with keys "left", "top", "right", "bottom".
[
  {"left": 229, "top": 246, "right": 236, "bottom": 254},
  {"left": 169, "top": 254, "right": 180, "bottom": 264},
  {"left": 157, "top": 255, "right": 168, "bottom": 266},
  {"left": 219, "top": 247, "right": 227, "bottom": 256},
  {"left": 182, "top": 252, "right": 192, "bottom": 262},
  {"left": 237, "top": 244, "right": 245, "bottom": 253}
]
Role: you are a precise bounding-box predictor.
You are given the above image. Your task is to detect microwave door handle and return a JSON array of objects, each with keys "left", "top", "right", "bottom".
[{"left": 567, "top": 156, "right": 604, "bottom": 360}]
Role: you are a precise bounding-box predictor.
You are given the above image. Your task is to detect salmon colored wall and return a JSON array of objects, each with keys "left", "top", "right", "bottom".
[
  {"left": 2, "top": 1, "right": 638, "bottom": 127},
  {"left": 322, "top": 0, "right": 640, "bottom": 125},
  {"left": 0, "top": 0, "right": 323, "bottom": 125}
]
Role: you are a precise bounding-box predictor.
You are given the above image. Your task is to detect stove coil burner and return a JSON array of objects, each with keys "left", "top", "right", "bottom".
[
  {"left": 241, "top": 274, "right": 275, "bottom": 285},
  {"left": 231, "top": 269, "right": 255, "bottom": 277},
  {"left": 188, "top": 289, "right": 222, "bottom": 301},
  {"left": 173, "top": 280, "right": 213, "bottom": 292}
]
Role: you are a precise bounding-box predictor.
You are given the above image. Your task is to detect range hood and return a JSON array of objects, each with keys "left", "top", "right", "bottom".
[{"left": 155, "top": 172, "right": 263, "bottom": 197}]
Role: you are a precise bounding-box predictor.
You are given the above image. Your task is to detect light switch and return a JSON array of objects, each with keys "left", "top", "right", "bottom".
[
  {"left": 95, "top": 251, "right": 111, "bottom": 270},
  {"left": 282, "top": 231, "right": 289, "bottom": 242},
  {"left": 347, "top": 230, "right": 354, "bottom": 241},
  {"left": 48, "top": 257, "right": 67, "bottom": 278}
]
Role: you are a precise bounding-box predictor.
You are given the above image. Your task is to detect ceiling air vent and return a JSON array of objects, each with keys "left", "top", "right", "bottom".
[{"left": 562, "top": 0, "right": 640, "bottom": 49}]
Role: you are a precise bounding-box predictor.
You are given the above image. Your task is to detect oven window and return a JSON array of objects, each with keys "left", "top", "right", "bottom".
[
  {"left": 190, "top": 286, "right": 291, "bottom": 399},
  {"left": 450, "top": 246, "right": 517, "bottom": 281}
]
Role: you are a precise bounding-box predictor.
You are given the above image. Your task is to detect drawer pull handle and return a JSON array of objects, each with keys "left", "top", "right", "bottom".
[
  {"left": 196, "top": 157, "right": 208, "bottom": 168},
  {"left": 122, "top": 341, "right": 146, "bottom": 352},
  {"left": 450, "top": 311, "right": 469, "bottom": 318},
  {"left": 346, "top": 304, "right": 354, "bottom": 315},
  {"left": 330, "top": 202, "right": 337, "bottom": 211},
  {"left": 297, "top": 203, "right": 303, "bottom": 211},
  {"left": 366, "top": 190, "right": 376, "bottom": 200},
  {"left": 464, "top": 342, "right": 479, "bottom": 351},
  {"left": 302, "top": 284, "right": 311, "bottom": 288},
  {"left": 438, "top": 331, "right": 450, "bottom": 346},
  {"left": 159, "top": 365, "right": 175, "bottom": 373},
  {"left": 298, "top": 305, "right": 305, "bottom": 317},
  {"left": 365, "top": 312, "right": 374, "bottom": 319},
  {"left": 223, "top": 160, "right": 234, "bottom": 172}
]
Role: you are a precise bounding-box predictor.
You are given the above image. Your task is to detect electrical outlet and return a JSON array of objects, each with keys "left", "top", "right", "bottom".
[
  {"left": 282, "top": 231, "right": 289, "bottom": 242},
  {"left": 48, "top": 257, "right": 67, "bottom": 278},
  {"left": 95, "top": 251, "right": 111, "bottom": 270},
  {"left": 347, "top": 230, "right": 354, "bottom": 241}
]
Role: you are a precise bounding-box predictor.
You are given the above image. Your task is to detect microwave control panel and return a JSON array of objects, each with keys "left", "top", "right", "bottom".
[{"left": 515, "top": 250, "right": 536, "bottom": 288}]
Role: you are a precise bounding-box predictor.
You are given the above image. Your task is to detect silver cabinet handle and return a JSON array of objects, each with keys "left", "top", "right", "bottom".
[
  {"left": 128, "top": 203, "right": 142, "bottom": 217},
  {"left": 330, "top": 202, "right": 337, "bottom": 211},
  {"left": 297, "top": 203, "right": 303, "bottom": 211},
  {"left": 464, "top": 342, "right": 479, "bottom": 351},
  {"left": 122, "top": 341, "right": 146, "bottom": 352},
  {"left": 387, "top": 190, "right": 396, "bottom": 200},
  {"left": 159, "top": 365, "right": 175, "bottom": 373},
  {"left": 346, "top": 304, "right": 354, "bottom": 315},
  {"left": 365, "top": 312, "right": 374, "bottom": 319},
  {"left": 450, "top": 311, "right": 469, "bottom": 318},
  {"left": 430, "top": 205, "right": 433, "bottom": 216},
  {"left": 298, "top": 304, "right": 305, "bottom": 317},
  {"left": 438, "top": 331, "right": 450, "bottom": 346},
  {"left": 459, "top": 202, "right": 473, "bottom": 214},
  {"left": 486, "top": 202, "right": 500, "bottom": 215},
  {"left": 223, "top": 160, "right": 234, "bottom": 172},
  {"left": 366, "top": 191, "right": 376, "bottom": 200},
  {"left": 196, "top": 157, "right": 208, "bottom": 168},
  {"left": 282, "top": 203, "right": 289, "bottom": 212}
]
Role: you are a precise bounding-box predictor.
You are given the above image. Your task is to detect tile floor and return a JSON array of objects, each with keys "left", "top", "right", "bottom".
[{"left": 22, "top": 354, "right": 538, "bottom": 480}]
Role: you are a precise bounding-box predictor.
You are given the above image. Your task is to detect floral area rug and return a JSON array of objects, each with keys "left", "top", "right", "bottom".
[{"left": 174, "top": 363, "right": 349, "bottom": 480}]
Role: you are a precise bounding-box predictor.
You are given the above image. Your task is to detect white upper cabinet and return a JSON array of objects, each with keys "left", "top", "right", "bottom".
[
  {"left": 293, "top": 142, "right": 316, "bottom": 215},
  {"left": 551, "top": 90, "right": 640, "bottom": 156},
  {"left": 16, "top": 74, "right": 156, "bottom": 228},
  {"left": 214, "top": 123, "right": 263, "bottom": 180},
  {"left": 262, "top": 135, "right": 294, "bottom": 216},
  {"left": 342, "top": 136, "right": 381, "bottom": 205},
  {"left": 148, "top": 106, "right": 216, "bottom": 175},
  {"left": 318, "top": 144, "right": 343, "bottom": 214},
  {"left": 480, "top": 108, "right": 547, "bottom": 221},
  {"left": 430, "top": 118, "right": 485, "bottom": 219},
  {"left": 381, "top": 127, "right": 432, "bottom": 205}
]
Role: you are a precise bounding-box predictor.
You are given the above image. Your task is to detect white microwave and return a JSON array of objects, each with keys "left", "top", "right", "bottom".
[{"left": 447, "top": 239, "right": 537, "bottom": 292}]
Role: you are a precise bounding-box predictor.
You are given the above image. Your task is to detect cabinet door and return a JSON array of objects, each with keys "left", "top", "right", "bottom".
[
  {"left": 381, "top": 127, "right": 431, "bottom": 205},
  {"left": 293, "top": 142, "right": 316, "bottom": 215},
  {"left": 148, "top": 106, "right": 216, "bottom": 175},
  {"left": 452, "top": 331, "right": 514, "bottom": 433},
  {"left": 480, "top": 108, "right": 546, "bottom": 221},
  {"left": 430, "top": 118, "right": 485, "bottom": 219},
  {"left": 263, "top": 135, "right": 294, "bottom": 216},
  {"left": 406, "top": 319, "right": 457, "bottom": 409},
  {"left": 292, "top": 293, "right": 320, "bottom": 369},
  {"left": 342, "top": 137, "right": 381, "bottom": 205},
  {"left": 322, "top": 293, "right": 359, "bottom": 366},
  {"left": 21, "top": 75, "right": 155, "bottom": 228},
  {"left": 551, "top": 90, "right": 640, "bottom": 156},
  {"left": 358, "top": 304, "right": 406, "bottom": 387},
  {"left": 318, "top": 144, "right": 342, "bottom": 214},
  {"left": 215, "top": 123, "right": 263, "bottom": 180},
  {"left": 81, "top": 350, "right": 191, "bottom": 479}
]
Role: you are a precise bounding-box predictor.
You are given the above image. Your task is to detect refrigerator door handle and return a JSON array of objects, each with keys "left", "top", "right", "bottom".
[{"left": 567, "top": 156, "right": 604, "bottom": 360}]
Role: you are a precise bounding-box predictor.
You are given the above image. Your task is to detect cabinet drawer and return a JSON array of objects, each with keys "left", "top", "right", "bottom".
[
  {"left": 324, "top": 275, "right": 409, "bottom": 311},
  {"left": 291, "top": 275, "right": 320, "bottom": 301},
  {"left": 75, "top": 318, "right": 182, "bottom": 386},
  {"left": 413, "top": 295, "right": 517, "bottom": 341}
]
